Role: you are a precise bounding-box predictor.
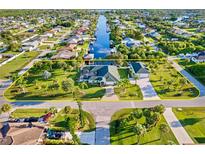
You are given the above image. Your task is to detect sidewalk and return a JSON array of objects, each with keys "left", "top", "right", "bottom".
[{"left": 163, "top": 108, "right": 194, "bottom": 145}]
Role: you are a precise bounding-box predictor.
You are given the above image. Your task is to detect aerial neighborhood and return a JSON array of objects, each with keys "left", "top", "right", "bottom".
[{"left": 0, "top": 10, "right": 205, "bottom": 145}]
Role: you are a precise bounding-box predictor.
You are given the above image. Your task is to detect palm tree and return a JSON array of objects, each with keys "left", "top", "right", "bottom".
[
  {"left": 133, "top": 123, "right": 146, "bottom": 144},
  {"left": 76, "top": 100, "right": 85, "bottom": 128},
  {"left": 72, "top": 87, "right": 82, "bottom": 101},
  {"left": 159, "top": 123, "right": 170, "bottom": 140},
  {"left": 48, "top": 107, "right": 57, "bottom": 115},
  {"left": 79, "top": 82, "right": 88, "bottom": 89},
  {"left": 134, "top": 75, "right": 139, "bottom": 85},
  {"left": 1, "top": 104, "right": 12, "bottom": 117}
]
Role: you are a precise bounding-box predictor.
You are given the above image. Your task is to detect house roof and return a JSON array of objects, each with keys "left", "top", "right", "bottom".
[
  {"left": 51, "top": 51, "right": 77, "bottom": 60},
  {"left": 130, "top": 62, "right": 149, "bottom": 74},
  {"left": 83, "top": 65, "right": 120, "bottom": 82}
]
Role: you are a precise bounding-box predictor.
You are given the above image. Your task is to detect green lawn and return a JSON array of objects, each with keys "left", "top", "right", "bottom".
[
  {"left": 176, "top": 59, "right": 205, "bottom": 86},
  {"left": 114, "top": 84, "right": 143, "bottom": 100},
  {"left": 110, "top": 108, "right": 178, "bottom": 145},
  {"left": 10, "top": 108, "right": 48, "bottom": 118},
  {"left": 173, "top": 107, "right": 205, "bottom": 144},
  {"left": 0, "top": 51, "right": 39, "bottom": 79},
  {"left": 146, "top": 60, "right": 199, "bottom": 99},
  {"left": 49, "top": 108, "right": 95, "bottom": 132},
  {"left": 4, "top": 61, "right": 105, "bottom": 101},
  {"left": 2, "top": 50, "right": 20, "bottom": 55},
  {"left": 0, "top": 57, "right": 8, "bottom": 63},
  {"left": 118, "top": 68, "right": 130, "bottom": 79},
  {"left": 38, "top": 45, "right": 50, "bottom": 50},
  {"left": 47, "top": 37, "right": 58, "bottom": 41}
]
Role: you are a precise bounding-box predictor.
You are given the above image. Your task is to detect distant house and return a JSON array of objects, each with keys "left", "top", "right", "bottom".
[
  {"left": 58, "top": 44, "right": 77, "bottom": 52},
  {"left": 149, "top": 31, "right": 160, "bottom": 39},
  {"left": 79, "top": 65, "right": 120, "bottom": 86},
  {"left": 51, "top": 50, "right": 78, "bottom": 60},
  {"left": 122, "top": 38, "right": 142, "bottom": 47},
  {"left": 22, "top": 41, "right": 39, "bottom": 51},
  {"left": 129, "top": 62, "right": 149, "bottom": 79},
  {"left": 191, "top": 51, "right": 205, "bottom": 63}
]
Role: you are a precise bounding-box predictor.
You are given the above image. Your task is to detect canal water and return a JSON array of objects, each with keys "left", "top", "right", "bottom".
[{"left": 89, "top": 15, "right": 110, "bottom": 59}]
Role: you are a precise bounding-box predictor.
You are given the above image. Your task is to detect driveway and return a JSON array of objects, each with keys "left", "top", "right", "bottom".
[
  {"left": 163, "top": 108, "right": 194, "bottom": 145},
  {"left": 135, "top": 78, "right": 160, "bottom": 100},
  {"left": 95, "top": 116, "right": 110, "bottom": 145},
  {"left": 102, "top": 86, "right": 119, "bottom": 101}
]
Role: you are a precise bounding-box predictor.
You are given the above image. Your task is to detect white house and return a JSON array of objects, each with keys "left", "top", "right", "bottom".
[
  {"left": 22, "top": 41, "right": 39, "bottom": 51},
  {"left": 191, "top": 51, "right": 205, "bottom": 63}
]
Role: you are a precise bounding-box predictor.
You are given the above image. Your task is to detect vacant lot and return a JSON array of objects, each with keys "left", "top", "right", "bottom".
[
  {"left": 0, "top": 51, "right": 39, "bottom": 79},
  {"left": 173, "top": 107, "right": 205, "bottom": 144},
  {"left": 177, "top": 59, "right": 205, "bottom": 86},
  {"left": 4, "top": 60, "right": 105, "bottom": 101},
  {"left": 146, "top": 60, "right": 199, "bottom": 99},
  {"left": 110, "top": 108, "right": 178, "bottom": 145},
  {"left": 49, "top": 108, "right": 95, "bottom": 132}
]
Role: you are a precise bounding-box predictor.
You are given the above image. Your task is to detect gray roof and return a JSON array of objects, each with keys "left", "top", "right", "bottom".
[
  {"left": 83, "top": 65, "right": 120, "bottom": 82},
  {"left": 130, "top": 62, "right": 149, "bottom": 74}
]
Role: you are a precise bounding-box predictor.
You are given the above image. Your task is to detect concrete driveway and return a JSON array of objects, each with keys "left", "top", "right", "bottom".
[
  {"left": 102, "top": 86, "right": 119, "bottom": 101},
  {"left": 136, "top": 78, "right": 160, "bottom": 100}
]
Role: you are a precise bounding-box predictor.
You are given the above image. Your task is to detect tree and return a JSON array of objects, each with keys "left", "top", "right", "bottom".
[
  {"left": 1, "top": 104, "right": 12, "bottom": 113},
  {"left": 48, "top": 80, "right": 60, "bottom": 91},
  {"left": 43, "top": 70, "right": 51, "bottom": 80},
  {"left": 77, "top": 100, "right": 85, "bottom": 128},
  {"left": 61, "top": 78, "right": 74, "bottom": 93},
  {"left": 133, "top": 123, "right": 146, "bottom": 144},
  {"left": 134, "top": 75, "right": 139, "bottom": 85},
  {"left": 79, "top": 82, "right": 88, "bottom": 89},
  {"left": 153, "top": 104, "right": 165, "bottom": 114},
  {"left": 72, "top": 87, "right": 82, "bottom": 101},
  {"left": 64, "top": 106, "right": 72, "bottom": 114},
  {"left": 48, "top": 107, "right": 57, "bottom": 115},
  {"left": 132, "top": 109, "right": 142, "bottom": 119},
  {"left": 159, "top": 123, "right": 170, "bottom": 140}
]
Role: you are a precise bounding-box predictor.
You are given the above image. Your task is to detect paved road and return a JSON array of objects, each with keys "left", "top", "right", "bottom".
[{"left": 163, "top": 108, "right": 194, "bottom": 145}]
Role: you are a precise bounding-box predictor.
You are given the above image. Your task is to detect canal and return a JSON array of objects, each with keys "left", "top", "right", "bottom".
[{"left": 89, "top": 15, "right": 110, "bottom": 59}]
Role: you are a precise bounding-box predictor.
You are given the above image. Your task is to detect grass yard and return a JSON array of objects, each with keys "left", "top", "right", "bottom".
[
  {"left": 49, "top": 108, "right": 95, "bottom": 132},
  {"left": 173, "top": 107, "right": 205, "bottom": 144},
  {"left": 0, "top": 57, "right": 8, "bottom": 63},
  {"left": 118, "top": 68, "right": 130, "bottom": 79},
  {"left": 4, "top": 60, "right": 105, "bottom": 101},
  {"left": 47, "top": 37, "right": 58, "bottom": 42},
  {"left": 177, "top": 59, "right": 205, "bottom": 86},
  {"left": 114, "top": 84, "right": 143, "bottom": 100},
  {"left": 38, "top": 45, "right": 50, "bottom": 50},
  {"left": 110, "top": 108, "right": 178, "bottom": 145},
  {"left": 2, "top": 50, "right": 20, "bottom": 55},
  {"left": 0, "top": 51, "right": 39, "bottom": 79},
  {"left": 146, "top": 60, "right": 199, "bottom": 99},
  {"left": 10, "top": 108, "right": 48, "bottom": 118}
]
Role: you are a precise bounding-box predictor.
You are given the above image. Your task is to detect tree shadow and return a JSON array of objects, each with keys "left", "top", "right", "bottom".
[{"left": 179, "top": 117, "right": 204, "bottom": 127}]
